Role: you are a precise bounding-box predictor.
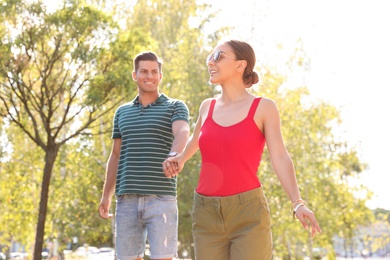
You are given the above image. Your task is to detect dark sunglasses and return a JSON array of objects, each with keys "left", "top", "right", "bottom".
[{"left": 206, "top": 50, "right": 237, "bottom": 64}]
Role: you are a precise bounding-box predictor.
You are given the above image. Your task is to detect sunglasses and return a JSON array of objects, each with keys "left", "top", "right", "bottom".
[{"left": 206, "top": 50, "right": 237, "bottom": 64}]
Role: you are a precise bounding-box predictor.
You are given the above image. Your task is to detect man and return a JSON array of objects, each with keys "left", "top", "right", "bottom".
[{"left": 98, "top": 51, "right": 190, "bottom": 260}]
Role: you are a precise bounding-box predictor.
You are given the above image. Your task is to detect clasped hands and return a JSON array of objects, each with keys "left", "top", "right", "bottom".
[{"left": 162, "top": 156, "right": 182, "bottom": 178}]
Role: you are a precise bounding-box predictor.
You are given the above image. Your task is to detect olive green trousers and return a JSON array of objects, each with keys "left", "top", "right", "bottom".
[{"left": 192, "top": 187, "right": 273, "bottom": 260}]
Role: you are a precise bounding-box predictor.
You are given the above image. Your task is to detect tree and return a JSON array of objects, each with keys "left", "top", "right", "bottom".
[
  {"left": 374, "top": 208, "right": 390, "bottom": 223},
  {"left": 0, "top": 0, "right": 153, "bottom": 258}
]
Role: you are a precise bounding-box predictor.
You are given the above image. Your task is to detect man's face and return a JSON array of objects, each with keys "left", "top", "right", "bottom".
[{"left": 132, "top": 60, "right": 162, "bottom": 94}]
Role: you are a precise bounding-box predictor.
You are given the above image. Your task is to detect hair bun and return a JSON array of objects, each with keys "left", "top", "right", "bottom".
[{"left": 244, "top": 71, "right": 259, "bottom": 87}]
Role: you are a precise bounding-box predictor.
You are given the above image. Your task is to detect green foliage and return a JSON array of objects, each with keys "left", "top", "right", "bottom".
[
  {"left": 374, "top": 208, "right": 390, "bottom": 223},
  {"left": 0, "top": 123, "right": 43, "bottom": 251}
]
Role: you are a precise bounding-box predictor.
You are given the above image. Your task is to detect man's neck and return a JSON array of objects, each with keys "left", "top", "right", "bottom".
[{"left": 138, "top": 92, "right": 160, "bottom": 107}]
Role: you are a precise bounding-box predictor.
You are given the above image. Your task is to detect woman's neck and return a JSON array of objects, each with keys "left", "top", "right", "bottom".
[{"left": 219, "top": 86, "right": 251, "bottom": 104}]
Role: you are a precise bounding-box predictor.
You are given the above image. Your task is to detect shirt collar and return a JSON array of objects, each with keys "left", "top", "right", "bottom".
[{"left": 132, "top": 93, "right": 168, "bottom": 106}]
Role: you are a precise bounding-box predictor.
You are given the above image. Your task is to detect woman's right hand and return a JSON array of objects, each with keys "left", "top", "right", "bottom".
[{"left": 163, "top": 155, "right": 184, "bottom": 178}]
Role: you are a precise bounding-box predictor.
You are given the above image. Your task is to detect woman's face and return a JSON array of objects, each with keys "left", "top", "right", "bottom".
[{"left": 206, "top": 43, "right": 239, "bottom": 85}]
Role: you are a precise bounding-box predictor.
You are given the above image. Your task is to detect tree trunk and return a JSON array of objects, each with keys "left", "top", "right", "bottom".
[{"left": 33, "top": 145, "right": 59, "bottom": 260}]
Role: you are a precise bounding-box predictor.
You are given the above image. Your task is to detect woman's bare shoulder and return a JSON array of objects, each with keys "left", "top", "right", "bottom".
[
  {"left": 256, "top": 97, "right": 280, "bottom": 120},
  {"left": 199, "top": 97, "right": 215, "bottom": 111},
  {"left": 258, "top": 96, "right": 277, "bottom": 108}
]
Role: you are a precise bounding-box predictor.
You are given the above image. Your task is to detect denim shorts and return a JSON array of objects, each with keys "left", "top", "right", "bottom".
[
  {"left": 192, "top": 187, "right": 272, "bottom": 260},
  {"left": 115, "top": 194, "right": 178, "bottom": 260}
]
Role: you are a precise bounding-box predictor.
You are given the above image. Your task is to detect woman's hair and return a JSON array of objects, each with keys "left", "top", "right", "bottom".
[
  {"left": 225, "top": 40, "right": 259, "bottom": 88},
  {"left": 133, "top": 51, "right": 163, "bottom": 72}
]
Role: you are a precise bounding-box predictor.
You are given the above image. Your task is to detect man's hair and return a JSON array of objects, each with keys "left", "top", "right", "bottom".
[{"left": 133, "top": 51, "right": 163, "bottom": 72}]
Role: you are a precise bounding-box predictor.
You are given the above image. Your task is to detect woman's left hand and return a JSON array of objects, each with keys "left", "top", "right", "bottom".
[{"left": 295, "top": 206, "right": 322, "bottom": 237}]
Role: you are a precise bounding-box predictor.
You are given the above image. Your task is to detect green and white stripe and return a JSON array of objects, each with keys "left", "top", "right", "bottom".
[{"left": 112, "top": 94, "right": 189, "bottom": 196}]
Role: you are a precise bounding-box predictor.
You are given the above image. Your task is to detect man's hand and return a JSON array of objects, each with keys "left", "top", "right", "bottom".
[{"left": 98, "top": 197, "right": 113, "bottom": 219}]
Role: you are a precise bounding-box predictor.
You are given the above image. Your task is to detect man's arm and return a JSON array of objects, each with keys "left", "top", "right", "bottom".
[
  {"left": 169, "top": 120, "right": 190, "bottom": 154},
  {"left": 98, "top": 138, "right": 122, "bottom": 219}
]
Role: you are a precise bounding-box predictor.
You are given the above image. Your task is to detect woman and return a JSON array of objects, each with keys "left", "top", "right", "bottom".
[{"left": 163, "top": 39, "right": 321, "bottom": 259}]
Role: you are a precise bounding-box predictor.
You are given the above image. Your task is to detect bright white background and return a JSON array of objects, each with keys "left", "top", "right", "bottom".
[{"left": 207, "top": 0, "right": 390, "bottom": 210}]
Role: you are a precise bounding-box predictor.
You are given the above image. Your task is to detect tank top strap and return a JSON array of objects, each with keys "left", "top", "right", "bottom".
[
  {"left": 207, "top": 99, "right": 217, "bottom": 118},
  {"left": 248, "top": 97, "right": 262, "bottom": 118}
]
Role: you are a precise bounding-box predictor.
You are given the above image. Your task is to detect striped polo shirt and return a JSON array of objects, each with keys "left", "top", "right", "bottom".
[{"left": 112, "top": 94, "right": 189, "bottom": 196}]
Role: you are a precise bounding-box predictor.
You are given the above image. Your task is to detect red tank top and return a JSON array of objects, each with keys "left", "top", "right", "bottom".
[{"left": 197, "top": 97, "right": 266, "bottom": 196}]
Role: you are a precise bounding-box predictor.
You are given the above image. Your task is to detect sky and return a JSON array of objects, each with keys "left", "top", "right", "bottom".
[{"left": 207, "top": 0, "right": 390, "bottom": 210}]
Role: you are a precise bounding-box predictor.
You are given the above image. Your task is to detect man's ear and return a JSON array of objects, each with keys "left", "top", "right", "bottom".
[{"left": 132, "top": 70, "right": 137, "bottom": 81}]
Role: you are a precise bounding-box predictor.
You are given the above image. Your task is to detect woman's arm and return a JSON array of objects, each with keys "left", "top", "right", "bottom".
[
  {"left": 260, "top": 98, "right": 322, "bottom": 237},
  {"left": 163, "top": 99, "right": 211, "bottom": 177}
]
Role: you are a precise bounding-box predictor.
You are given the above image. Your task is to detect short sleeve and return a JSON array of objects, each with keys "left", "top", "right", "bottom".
[
  {"left": 172, "top": 100, "right": 189, "bottom": 124},
  {"left": 111, "top": 108, "right": 122, "bottom": 139}
]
